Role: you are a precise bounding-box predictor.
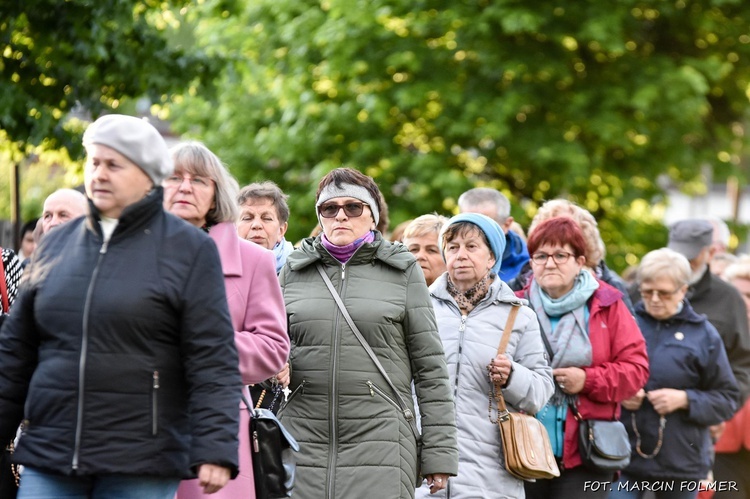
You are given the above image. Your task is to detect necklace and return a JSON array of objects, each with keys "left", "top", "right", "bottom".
[{"left": 631, "top": 413, "right": 666, "bottom": 459}]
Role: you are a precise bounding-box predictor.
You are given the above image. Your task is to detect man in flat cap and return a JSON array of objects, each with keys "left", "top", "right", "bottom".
[{"left": 667, "top": 219, "right": 750, "bottom": 403}]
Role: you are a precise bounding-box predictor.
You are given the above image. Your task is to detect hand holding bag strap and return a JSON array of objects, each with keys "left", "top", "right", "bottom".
[
  {"left": 492, "top": 303, "right": 521, "bottom": 415},
  {"left": 315, "top": 263, "right": 421, "bottom": 442}
]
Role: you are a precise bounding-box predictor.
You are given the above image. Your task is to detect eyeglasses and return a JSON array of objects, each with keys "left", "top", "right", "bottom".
[
  {"left": 531, "top": 251, "right": 575, "bottom": 265},
  {"left": 318, "top": 202, "right": 367, "bottom": 219},
  {"left": 639, "top": 287, "right": 681, "bottom": 300},
  {"left": 164, "top": 174, "right": 213, "bottom": 189}
]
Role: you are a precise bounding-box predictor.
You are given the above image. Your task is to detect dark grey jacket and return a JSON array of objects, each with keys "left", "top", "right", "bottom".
[{"left": 0, "top": 189, "right": 241, "bottom": 478}]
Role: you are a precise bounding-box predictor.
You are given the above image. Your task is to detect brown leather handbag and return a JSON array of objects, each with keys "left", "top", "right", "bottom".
[{"left": 491, "top": 304, "right": 560, "bottom": 481}]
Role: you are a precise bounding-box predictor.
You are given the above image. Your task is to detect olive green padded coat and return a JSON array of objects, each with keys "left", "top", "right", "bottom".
[{"left": 278, "top": 234, "right": 459, "bottom": 499}]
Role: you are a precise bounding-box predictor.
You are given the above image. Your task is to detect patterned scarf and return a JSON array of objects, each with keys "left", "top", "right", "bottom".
[{"left": 446, "top": 272, "right": 493, "bottom": 314}]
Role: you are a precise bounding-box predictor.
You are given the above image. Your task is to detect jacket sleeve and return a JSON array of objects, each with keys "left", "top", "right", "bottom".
[
  {"left": 2, "top": 248, "right": 22, "bottom": 308},
  {"left": 684, "top": 326, "right": 741, "bottom": 426},
  {"left": 582, "top": 299, "right": 649, "bottom": 403},
  {"left": 502, "top": 307, "right": 554, "bottom": 415},
  {"left": 0, "top": 282, "right": 38, "bottom": 444},
  {"left": 234, "top": 248, "right": 289, "bottom": 385},
  {"left": 180, "top": 239, "right": 242, "bottom": 476},
  {"left": 403, "top": 264, "right": 459, "bottom": 476},
  {"left": 723, "top": 288, "right": 750, "bottom": 403}
]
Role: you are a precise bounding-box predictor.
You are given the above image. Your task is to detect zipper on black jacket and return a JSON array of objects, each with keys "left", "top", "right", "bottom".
[
  {"left": 152, "top": 371, "right": 160, "bottom": 436},
  {"left": 72, "top": 242, "right": 107, "bottom": 471}
]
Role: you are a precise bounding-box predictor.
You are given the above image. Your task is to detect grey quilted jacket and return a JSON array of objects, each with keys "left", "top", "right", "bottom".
[
  {"left": 278, "top": 233, "right": 459, "bottom": 499},
  {"left": 415, "top": 273, "right": 554, "bottom": 499}
]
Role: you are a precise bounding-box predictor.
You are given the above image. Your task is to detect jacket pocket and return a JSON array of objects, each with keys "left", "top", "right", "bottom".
[
  {"left": 151, "top": 371, "right": 159, "bottom": 436},
  {"left": 366, "top": 380, "right": 402, "bottom": 412},
  {"left": 277, "top": 379, "right": 306, "bottom": 416}
]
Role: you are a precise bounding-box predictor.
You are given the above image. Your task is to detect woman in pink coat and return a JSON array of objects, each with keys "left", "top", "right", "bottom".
[{"left": 164, "top": 141, "right": 290, "bottom": 499}]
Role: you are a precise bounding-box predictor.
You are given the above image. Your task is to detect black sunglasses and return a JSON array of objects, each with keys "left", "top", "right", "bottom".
[{"left": 318, "top": 202, "right": 367, "bottom": 218}]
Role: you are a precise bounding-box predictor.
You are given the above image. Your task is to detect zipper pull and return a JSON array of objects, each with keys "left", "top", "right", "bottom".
[
  {"left": 459, "top": 315, "right": 467, "bottom": 332},
  {"left": 253, "top": 430, "right": 259, "bottom": 453},
  {"left": 153, "top": 371, "right": 160, "bottom": 389},
  {"left": 342, "top": 263, "right": 346, "bottom": 280},
  {"left": 100, "top": 240, "right": 109, "bottom": 254},
  {"left": 366, "top": 381, "right": 374, "bottom": 397}
]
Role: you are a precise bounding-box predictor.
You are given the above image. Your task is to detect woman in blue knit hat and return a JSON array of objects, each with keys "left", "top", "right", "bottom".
[{"left": 415, "top": 213, "right": 555, "bottom": 498}]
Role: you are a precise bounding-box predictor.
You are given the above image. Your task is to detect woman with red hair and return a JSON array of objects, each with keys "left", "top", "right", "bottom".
[{"left": 516, "top": 217, "right": 649, "bottom": 499}]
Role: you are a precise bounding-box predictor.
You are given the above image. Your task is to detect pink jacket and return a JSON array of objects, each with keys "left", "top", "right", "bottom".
[
  {"left": 517, "top": 278, "right": 649, "bottom": 470},
  {"left": 177, "top": 221, "right": 289, "bottom": 499}
]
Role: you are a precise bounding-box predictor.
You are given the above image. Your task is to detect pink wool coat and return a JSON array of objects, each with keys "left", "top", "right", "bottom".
[{"left": 177, "top": 221, "right": 290, "bottom": 499}]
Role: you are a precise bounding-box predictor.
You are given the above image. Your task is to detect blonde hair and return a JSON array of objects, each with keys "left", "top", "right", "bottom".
[
  {"left": 403, "top": 213, "right": 449, "bottom": 240},
  {"left": 528, "top": 199, "right": 604, "bottom": 267}
]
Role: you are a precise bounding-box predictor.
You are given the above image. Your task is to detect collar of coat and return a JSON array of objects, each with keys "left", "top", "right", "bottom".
[
  {"left": 286, "top": 231, "right": 415, "bottom": 272},
  {"left": 635, "top": 297, "right": 707, "bottom": 326},
  {"left": 687, "top": 264, "right": 712, "bottom": 301},
  {"left": 431, "top": 272, "right": 523, "bottom": 310},
  {"left": 85, "top": 186, "right": 164, "bottom": 240},
  {"left": 518, "top": 273, "right": 623, "bottom": 309}
]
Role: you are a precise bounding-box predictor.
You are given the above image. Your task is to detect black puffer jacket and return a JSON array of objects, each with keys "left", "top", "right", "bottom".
[{"left": 0, "top": 188, "right": 241, "bottom": 478}]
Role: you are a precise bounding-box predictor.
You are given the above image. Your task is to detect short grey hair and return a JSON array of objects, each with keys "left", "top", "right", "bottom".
[
  {"left": 237, "top": 181, "right": 290, "bottom": 223},
  {"left": 169, "top": 141, "right": 239, "bottom": 224},
  {"left": 637, "top": 248, "right": 691, "bottom": 288},
  {"left": 457, "top": 188, "right": 511, "bottom": 224}
]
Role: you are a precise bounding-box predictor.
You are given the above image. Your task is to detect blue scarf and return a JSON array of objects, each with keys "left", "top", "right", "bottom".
[
  {"left": 272, "top": 238, "right": 294, "bottom": 273},
  {"left": 321, "top": 231, "right": 375, "bottom": 263},
  {"left": 532, "top": 270, "right": 599, "bottom": 451},
  {"left": 529, "top": 270, "right": 599, "bottom": 370}
]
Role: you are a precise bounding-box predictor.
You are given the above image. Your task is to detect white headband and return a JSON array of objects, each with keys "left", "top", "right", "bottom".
[{"left": 316, "top": 183, "right": 380, "bottom": 226}]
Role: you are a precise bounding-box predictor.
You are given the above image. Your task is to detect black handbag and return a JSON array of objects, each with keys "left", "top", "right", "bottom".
[
  {"left": 243, "top": 395, "right": 299, "bottom": 499},
  {"left": 575, "top": 415, "right": 631, "bottom": 472}
]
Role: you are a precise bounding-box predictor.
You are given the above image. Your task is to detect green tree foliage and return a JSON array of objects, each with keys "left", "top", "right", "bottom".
[
  {"left": 0, "top": 0, "right": 218, "bottom": 153},
  {"left": 176, "top": 1, "right": 749, "bottom": 269},
  {"left": 0, "top": 0, "right": 220, "bottom": 223}
]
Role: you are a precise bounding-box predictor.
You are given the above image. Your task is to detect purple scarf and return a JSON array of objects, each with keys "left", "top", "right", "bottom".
[{"left": 321, "top": 231, "right": 375, "bottom": 263}]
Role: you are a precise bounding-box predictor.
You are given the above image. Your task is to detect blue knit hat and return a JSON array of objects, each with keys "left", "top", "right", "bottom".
[{"left": 440, "top": 213, "right": 506, "bottom": 275}]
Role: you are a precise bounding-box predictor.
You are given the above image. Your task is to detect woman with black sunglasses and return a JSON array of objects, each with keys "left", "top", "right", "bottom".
[{"left": 278, "top": 167, "right": 458, "bottom": 499}]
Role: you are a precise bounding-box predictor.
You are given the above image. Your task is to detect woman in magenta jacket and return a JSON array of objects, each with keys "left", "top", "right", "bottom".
[
  {"left": 515, "top": 217, "right": 649, "bottom": 499},
  {"left": 164, "top": 141, "right": 290, "bottom": 499}
]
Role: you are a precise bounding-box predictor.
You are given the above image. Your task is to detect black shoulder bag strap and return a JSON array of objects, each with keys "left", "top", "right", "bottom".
[{"left": 315, "top": 263, "right": 422, "bottom": 443}]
